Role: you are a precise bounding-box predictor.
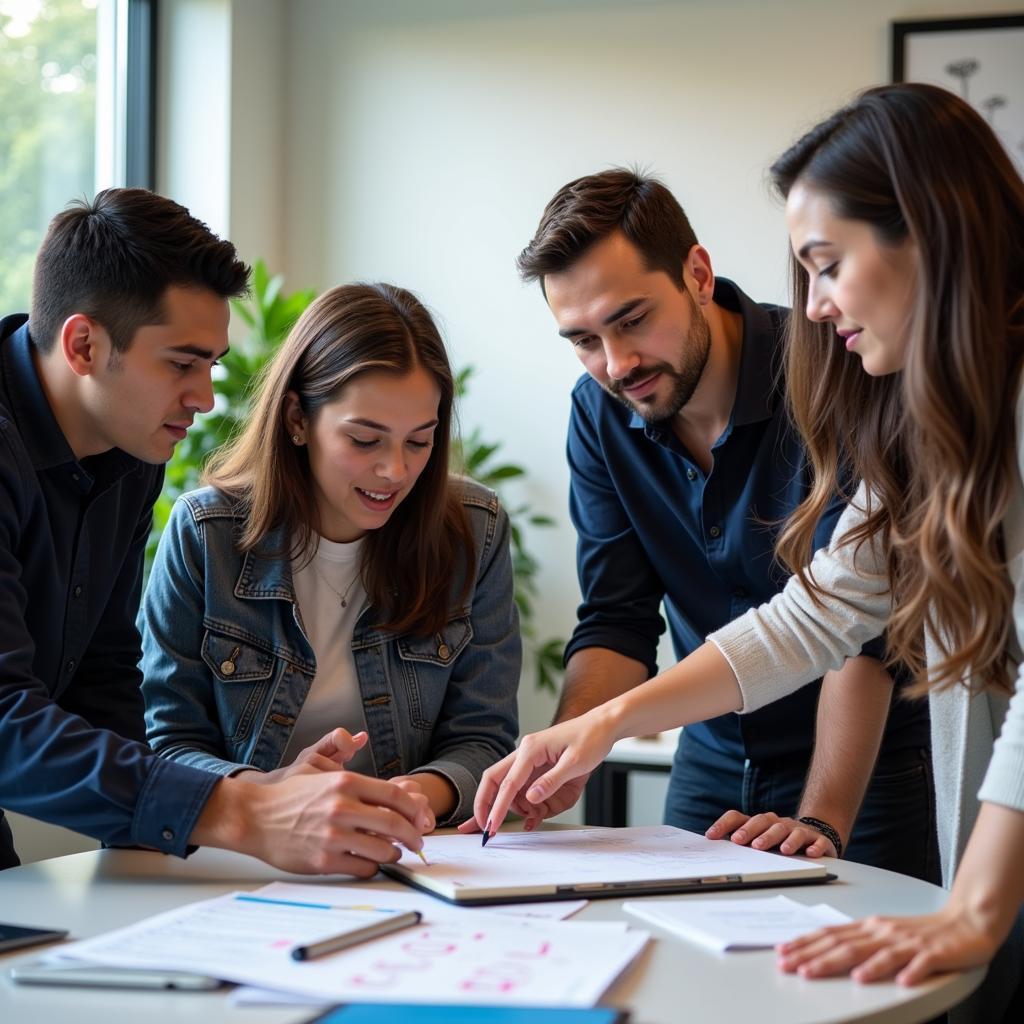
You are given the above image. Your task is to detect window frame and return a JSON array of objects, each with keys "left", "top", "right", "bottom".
[{"left": 125, "top": 0, "right": 157, "bottom": 189}]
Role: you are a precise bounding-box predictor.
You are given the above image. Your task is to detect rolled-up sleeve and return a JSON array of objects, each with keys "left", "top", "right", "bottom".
[{"left": 564, "top": 392, "right": 664, "bottom": 674}]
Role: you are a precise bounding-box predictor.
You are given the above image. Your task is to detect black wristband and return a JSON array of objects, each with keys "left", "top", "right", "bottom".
[{"left": 797, "top": 816, "right": 843, "bottom": 858}]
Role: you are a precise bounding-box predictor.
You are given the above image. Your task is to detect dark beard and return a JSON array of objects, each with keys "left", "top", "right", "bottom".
[{"left": 606, "top": 295, "right": 711, "bottom": 423}]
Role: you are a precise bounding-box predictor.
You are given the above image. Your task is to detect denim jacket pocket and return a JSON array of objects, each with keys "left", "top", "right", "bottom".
[
  {"left": 395, "top": 617, "right": 473, "bottom": 729},
  {"left": 201, "top": 631, "right": 276, "bottom": 742}
]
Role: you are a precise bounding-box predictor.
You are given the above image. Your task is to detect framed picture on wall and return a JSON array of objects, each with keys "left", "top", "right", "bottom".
[{"left": 892, "top": 13, "right": 1024, "bottom": 176}]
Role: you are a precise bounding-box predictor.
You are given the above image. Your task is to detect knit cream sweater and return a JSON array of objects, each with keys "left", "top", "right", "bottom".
[{"left": 710, "top": 395, "right": 1024, "bottom": 887}]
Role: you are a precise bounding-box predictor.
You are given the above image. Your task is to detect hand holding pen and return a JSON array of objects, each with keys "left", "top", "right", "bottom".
[
  {"left": 195, "top": 770, "right": 433, "bottom": 877},
  {"left": 460, "top": 711, "right": 620, "bottom": 844}
]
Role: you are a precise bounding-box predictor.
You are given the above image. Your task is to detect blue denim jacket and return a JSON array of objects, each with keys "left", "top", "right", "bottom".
[{"left": 140, "top": 478, "right": 520, "bottom": 826}]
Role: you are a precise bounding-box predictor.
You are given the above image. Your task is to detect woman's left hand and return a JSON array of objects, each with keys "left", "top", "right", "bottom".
[{"left": 777, "top": 905, "right": 1002, "bottom": 984}]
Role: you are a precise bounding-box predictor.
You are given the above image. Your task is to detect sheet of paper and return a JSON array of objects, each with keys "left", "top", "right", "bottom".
[
  {"left": 231, "top": 986, "right": 328, "bottom": 1007},
  {"left": 255, "top": 882, "right": 590, "bottom": 923},
  {"left": 623, "top": 894, "right": 851, "bottom": 952},
  {"left": 229, "top": 884, "right": 623, "bottom": 1008},
  {"left": 56, "top": 891, "right": 647, "bottom": 1006},
  {"left": 393, "top": 825, "right": 827, "bottom": 891}
]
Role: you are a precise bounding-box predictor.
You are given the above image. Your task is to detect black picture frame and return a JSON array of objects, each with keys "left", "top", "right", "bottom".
[
  {"left": 891, "top": 13, "right": 1024, "bottom": 176},
  {"left": 892, "top": 14, "right": 1024, "bottom": 82}
]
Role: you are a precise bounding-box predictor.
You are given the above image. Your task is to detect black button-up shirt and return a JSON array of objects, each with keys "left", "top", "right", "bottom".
[
  {"left": 565, "top": 280, "right": 928, "bottom": 762},
  {"left": 0, "top": 315, "right": 218, "bottom": 865}
]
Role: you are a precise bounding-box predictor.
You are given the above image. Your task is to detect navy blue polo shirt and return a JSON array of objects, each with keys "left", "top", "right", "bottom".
[
  {"left": 0, "top": 314, "right": 218, "bottom": 865},
  {"left": 565, "top": 280, "right": 928, "bottom": 762}
]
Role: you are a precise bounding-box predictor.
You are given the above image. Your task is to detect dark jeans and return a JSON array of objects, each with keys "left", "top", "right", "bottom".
[{"left": 664, "top": 731, "right": 940, "bottom": 883}]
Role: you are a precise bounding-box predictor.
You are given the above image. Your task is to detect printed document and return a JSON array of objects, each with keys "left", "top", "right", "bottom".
[{"left": 624, "top": 894, "right": 852, "bottom": 952}]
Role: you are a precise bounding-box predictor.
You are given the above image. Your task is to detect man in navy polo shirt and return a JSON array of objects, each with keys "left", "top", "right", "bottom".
[
  {"left": 0, "top": 189, "right": 429, "bottom": 873},
  {"left": 503, "top": 169, "right": 934, "bottom": 878}
]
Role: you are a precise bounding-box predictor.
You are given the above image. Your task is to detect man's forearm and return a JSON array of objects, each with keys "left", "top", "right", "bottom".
[
  {"left": 555, "top": 647, "right": 649, "bottom": 723},
  {"left": 797, "top": 655, "right": 893, "bottom": 849}
]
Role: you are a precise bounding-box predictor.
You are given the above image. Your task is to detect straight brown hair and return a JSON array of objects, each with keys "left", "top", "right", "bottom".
[
  {"left": 771, "top": 83, "right": 1024, "bottom": 695},
  {"left": 204, "top": 282, "right": 475, "bottom": 637}
]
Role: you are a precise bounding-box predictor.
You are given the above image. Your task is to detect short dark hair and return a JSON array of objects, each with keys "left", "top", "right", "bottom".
[
  {"left": 30, "top": 188, "right": 250, "bottom": 353},
  {"left": 517, "top": 168, "right": 699, "bottom": 295}
]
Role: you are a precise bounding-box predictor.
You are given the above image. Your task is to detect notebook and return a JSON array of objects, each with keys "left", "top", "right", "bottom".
[{"left": 383, "top": 825, "right": 834, "bottom": 906}]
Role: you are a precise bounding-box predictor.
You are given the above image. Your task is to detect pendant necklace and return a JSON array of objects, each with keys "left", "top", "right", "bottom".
[{"left": 313, "top": 562, "right": 361, "bottom": 608}]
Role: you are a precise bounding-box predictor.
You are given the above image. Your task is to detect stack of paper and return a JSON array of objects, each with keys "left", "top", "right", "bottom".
[
  {"left": 623, "top": 894, "right": 851, "bottom": 952},
  {"left": 51, "top": 882, "right": 648, "bottom": 1008}
]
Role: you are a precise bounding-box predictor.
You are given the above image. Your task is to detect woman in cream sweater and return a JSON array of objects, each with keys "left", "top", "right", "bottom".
[{"left": 469, "top": 84, "right": 1024, "bottom": 1017}]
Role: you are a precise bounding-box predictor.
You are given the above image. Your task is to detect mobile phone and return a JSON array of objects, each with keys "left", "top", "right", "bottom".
[
  {"left": 0, "top": 923, "right": 69, "bottom": 954},
  {"left": 305, "top": 1007, "right": 629, "bottom": 1024},
  {"left": 9, "top": 961, "right": 223, "bottom": 990}
]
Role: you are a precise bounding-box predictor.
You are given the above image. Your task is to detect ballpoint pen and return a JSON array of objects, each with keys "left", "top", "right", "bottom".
[{"left": 291, "top": 910, "right": 422, "bottom": 961}]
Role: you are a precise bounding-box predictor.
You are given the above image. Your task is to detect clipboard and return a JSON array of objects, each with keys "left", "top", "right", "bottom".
[{"left": 382, "top": 825, "right": 836, "bottom": 907}]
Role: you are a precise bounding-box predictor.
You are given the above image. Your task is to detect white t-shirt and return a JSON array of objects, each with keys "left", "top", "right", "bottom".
[{"left": 284, "top": 534, "right": 373, "bottom": 773}]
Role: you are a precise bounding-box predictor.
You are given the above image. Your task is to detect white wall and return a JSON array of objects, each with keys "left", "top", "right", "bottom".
[{"left": 277, "top": 0, "right": 1024, "bottom": 733}]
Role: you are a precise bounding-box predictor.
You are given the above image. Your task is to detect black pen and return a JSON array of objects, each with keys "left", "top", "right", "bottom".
[
  {"left": 291, "top": 910, "right": 421, "bottom": 961},
  {"left": 481, "top": 819, "right": 492, "bottom": 847}
]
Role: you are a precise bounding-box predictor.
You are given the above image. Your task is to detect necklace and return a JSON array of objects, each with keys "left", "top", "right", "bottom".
[{"left": 313, "top": 561, "right": 361, "bottom": 608}]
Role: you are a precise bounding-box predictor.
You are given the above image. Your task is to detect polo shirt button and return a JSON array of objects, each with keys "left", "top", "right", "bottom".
[
  {"left": 162, "top": 828, "right": 175, "bottom": 842},
  {"left": 66, "top": 659, "right": 76, "bottom": 673},
  {"left": 73, "top": 585, "right": 83, "bottom": 598},
  {"left": 686, "top": 468, "right": 697, "bottom": 481},
  {"left": 708, "top": 525, "right": 721, "bottom": 539}
]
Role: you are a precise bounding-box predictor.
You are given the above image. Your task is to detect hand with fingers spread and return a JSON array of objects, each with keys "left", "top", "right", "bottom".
[
  {"left": 464, "top": 710, "right": 619, "bottom": 838},
  {"left": 706, "top": 809, "right": 838, "bottom": 858},
  {"left": 776, "top": 906, "right": 1001, "bottom": 985}
]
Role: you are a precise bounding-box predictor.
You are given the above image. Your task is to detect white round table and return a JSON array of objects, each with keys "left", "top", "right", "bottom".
[{"left": 0, "top": 839, "right": 982, "bottom": 1024}]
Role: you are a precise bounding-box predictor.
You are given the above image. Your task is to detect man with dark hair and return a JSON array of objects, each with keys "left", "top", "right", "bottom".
[
  {"left": 474, "top": 169, "right": 935, "bottom": 878},
  {"left": 1, "top": 189, "right": 430, "bottom": 873}
]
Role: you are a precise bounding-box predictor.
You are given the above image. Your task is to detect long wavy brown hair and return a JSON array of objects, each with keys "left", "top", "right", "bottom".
[
  {"left": 771, "top": 83, "right": 1024, "bottom": 695},
  {"left": 204, "top": 282, "right": 474, "bottom": 637}
]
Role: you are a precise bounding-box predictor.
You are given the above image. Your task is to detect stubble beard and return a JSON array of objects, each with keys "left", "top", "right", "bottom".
[{"left": 607, "top": 295, "right": 712, "bottom": 423}]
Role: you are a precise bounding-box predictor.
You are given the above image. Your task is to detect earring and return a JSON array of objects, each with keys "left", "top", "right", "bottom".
[{"left": 292, "top": 434, "right": 301, "bottom": 444}]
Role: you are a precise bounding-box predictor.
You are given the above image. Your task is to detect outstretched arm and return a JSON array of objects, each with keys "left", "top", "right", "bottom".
[
  {"left": 458, "top": 647, "right": 648, "bottom": 834},
  {"left": 470, "top": 642, "right": 742, "bottom": 836}
]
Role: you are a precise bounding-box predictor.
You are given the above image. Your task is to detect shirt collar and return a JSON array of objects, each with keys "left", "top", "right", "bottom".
[
  {"left": 0, "top": 316, "right": 141, "bottom": 488},
  {"left": 627, "top": 276, "right": 783, "bottom": 433},
  {"left": 1, "top": 316, "right": 78, "bottom": 471}
]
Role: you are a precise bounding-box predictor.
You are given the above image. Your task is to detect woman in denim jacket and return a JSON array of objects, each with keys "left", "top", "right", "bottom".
[{"left": 141, "top": 283, "right": 520, "bottom": 829}]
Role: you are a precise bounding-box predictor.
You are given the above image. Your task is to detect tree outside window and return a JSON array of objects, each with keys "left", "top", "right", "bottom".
[{"left": 0, "top": 0, "right": 99, "bottom": 313}]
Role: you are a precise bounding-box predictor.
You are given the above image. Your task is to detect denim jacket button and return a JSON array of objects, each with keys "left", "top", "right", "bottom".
[
  {"left": 220, "top": 660, "right": 236, "bottom": 676},
  {"left": 437, "top": 642, "right": 450, "bottom": 659}
]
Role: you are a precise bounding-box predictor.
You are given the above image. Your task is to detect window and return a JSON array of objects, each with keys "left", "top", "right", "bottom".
[{"left": 0, "top": 0, "right": 154, "bottom": 314}]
